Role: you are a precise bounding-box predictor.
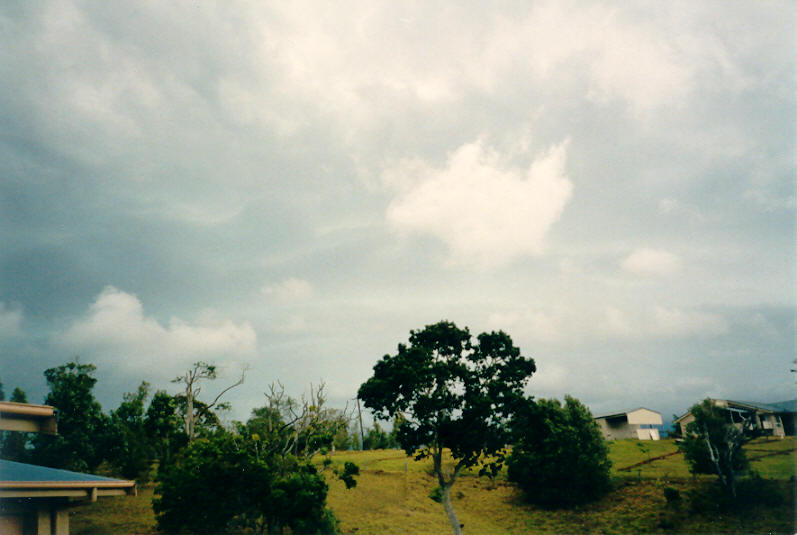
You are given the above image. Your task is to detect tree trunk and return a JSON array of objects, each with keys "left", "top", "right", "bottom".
[
  {"left": 186, "top": 383, "right": 195, "bottom": 441},
  {"left": 440, "top": 483, "right": 463, "bottom": 535}
]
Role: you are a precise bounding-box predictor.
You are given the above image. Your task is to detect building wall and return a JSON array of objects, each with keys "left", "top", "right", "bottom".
[
  {"left": 596, "top": 418, "right": 637, "bottom": 440},
  {"left": 0, "top": 500, "right": 69, "bottom": 535},
  {"left": 626, "top": 409, "right": 663, "bottom": 426},
  {"left": 636, "top": 428, "right": 660, "bottom": 440}
]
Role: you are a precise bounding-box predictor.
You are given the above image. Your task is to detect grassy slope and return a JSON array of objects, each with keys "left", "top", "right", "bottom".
[{"left": 70, "top": 438, "right": 796, "bottom": 535}]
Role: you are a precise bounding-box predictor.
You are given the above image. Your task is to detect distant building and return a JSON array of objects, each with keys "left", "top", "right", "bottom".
[
  {"left": 674, "top": 399, "right": 797, "bottom": 438},
  {"left": 594, "top": 408, "right": 663, "bottom": 440},
  {"left": 0, "top": 401, "right": 135, "bottom": 535}
]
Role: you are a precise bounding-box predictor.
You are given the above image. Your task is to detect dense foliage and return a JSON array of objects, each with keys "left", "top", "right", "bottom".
[
  {"left": 507, "top": 396, "right": 612, "bottom": 508},
  {"left": 362, "top": 421, "right": 399, "bottom": 450},
  {"left": 358, "top": 320, "right": 535, "bottom": 535},
  {"left": 108, "top": 382, "right": 155, "bottom": 480},
  {"left": 154, "top": 427, "right": 343, "bottom": 533}
]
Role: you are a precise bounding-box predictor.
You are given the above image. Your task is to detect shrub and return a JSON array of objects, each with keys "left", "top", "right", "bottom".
[
  {"left": 507, "top": 396, "right": 612, "bottom": 508},
  {"left": 154, "top": 433, "right": 338, "bottom": 534}
]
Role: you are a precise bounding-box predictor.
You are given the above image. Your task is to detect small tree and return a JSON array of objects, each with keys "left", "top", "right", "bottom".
[
  {"left": 358, "top": 321, "right": 535, "bottom": 535},
  {"left": 507, "top": 396, "right": 612, "bottom": 508},
  {"left": 680, "top": 399, "right": 754, "bottom": 498}
]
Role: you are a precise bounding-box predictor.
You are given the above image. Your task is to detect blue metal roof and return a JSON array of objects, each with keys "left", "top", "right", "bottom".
[
  {"left": 731, "top": 399, "right": 797, "bottom": 413},
  {"left": 0, "top": 459, "right": 128, "bottom": 483}
]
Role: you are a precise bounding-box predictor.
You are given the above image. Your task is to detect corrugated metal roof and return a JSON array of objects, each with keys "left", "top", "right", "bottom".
[
  {"left": 674, "top": 398, "right": 797, "bottom": 422},
  {"left": 0, "top": 459, "right": 127, "bottom": 484},
  {"left": 593, "top": 407, "right": 661, "bottom": 420},
  {"left": 725, "top": 399, "right": 797, "bottom": 413}
]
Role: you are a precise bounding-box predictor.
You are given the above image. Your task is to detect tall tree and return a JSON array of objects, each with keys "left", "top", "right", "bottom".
[
  {"left": 172, "top": 362, "right": 246, "bottom": 442},
  {"left": 144, "top": 390, "right": 187, "bottom": 470},
  {"left": 30, "top": 361, "right": 111, "bottom": 472},
  {"left": 358, "top": 321, "right": 536, "bottom": 535},
  {"left": 109, "top": 381, "right": 153, "bottom": 480}
]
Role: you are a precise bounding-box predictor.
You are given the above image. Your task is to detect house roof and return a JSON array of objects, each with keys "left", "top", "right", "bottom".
[
  {"left": 0, "top": 459, "right": 135, "bottom": 499},
  {"left": 736, "top": 399, "right": 797, "bottom": 413},
  {"left": 593, "top": 407, "right": 661, "bottom": 420},
  {"left": 0, "top": 401, "right": 57, "bottom": 434},
  {"left": 673, "top": 398, "right": 797, "bottom": 423}
]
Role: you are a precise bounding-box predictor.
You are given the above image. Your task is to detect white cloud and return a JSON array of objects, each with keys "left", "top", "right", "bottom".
[
  {"left": 621, "top": 248, "right": 682, "bottom": 277},
  {"left": 265, "top": 2, "right": 748, "bottom": 129},
  {"left": 0, "top": 303, "right": 22, "bottom": 338},
  {"left": 261, "top": 278, "right": 314, "bottom": 301},
  {"left": 59, "top": 287, "right": 256, "bottom": 374},
  {"left": 386, "top": 139, "right": 572, "bottom": 267}
]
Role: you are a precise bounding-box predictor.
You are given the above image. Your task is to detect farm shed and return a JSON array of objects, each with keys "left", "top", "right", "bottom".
[
  {"left": 674, "top": 398, "right": 797, "bottom": 438},
  {"left": 0, "top": 401, "right": 135, "bottom": 535},
  {"left": 594, "top": 408, "right": 662, "bottom": 440}
]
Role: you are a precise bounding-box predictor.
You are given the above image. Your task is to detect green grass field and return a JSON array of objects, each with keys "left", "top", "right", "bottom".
[{"left": 70, "top": 438, "right": 796, "bottom": 535}]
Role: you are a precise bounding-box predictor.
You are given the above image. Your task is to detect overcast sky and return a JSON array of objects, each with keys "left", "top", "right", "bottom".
[{"left": 0, "top": 1, "right": 794, "bottom": 427}]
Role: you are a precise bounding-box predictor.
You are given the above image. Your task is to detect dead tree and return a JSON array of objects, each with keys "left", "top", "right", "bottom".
[
  {"left": 172, "top": 362, "right": 246, "bottom": 441},
  {"left": 262, "top": 381, "right": 355, "bottom": 458}
]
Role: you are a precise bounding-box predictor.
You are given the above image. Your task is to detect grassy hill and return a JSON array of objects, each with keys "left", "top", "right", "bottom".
[{"left": 70, "top": 437, "right": 795, "bottom": 535}]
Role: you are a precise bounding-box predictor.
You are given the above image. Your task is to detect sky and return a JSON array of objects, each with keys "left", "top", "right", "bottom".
[{"left": 0, "top": 1, "right": 794, "bottom": 428}]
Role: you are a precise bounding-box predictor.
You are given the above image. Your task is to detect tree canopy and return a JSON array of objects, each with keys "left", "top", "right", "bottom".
[
  {"left": 358, "top": 320, "right": 535, "bottom": 535},
  {"left": 30, "top": 361, "right": 112, "bottom": 472}
]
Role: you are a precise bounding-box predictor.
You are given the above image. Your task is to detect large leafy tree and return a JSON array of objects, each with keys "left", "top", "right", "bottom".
[
  {"left": 680, "top": 399, "right": 754, "bottom": 498},
  {"left": 145, "top": 390, "right": 188, "bottom": 470},
  {"left": 507, "top": 396, "right": 612, "bottom": 508},
  {"left": 30, "top": 361, "right": 112, "bottom": 472},
  {"left": 358, "top": 320, "right": 535, "bottom": 535}
]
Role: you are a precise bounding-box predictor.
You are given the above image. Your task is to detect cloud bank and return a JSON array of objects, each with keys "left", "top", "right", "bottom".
[{"left": 59, "top": 287, "right": 256, "bottom": 375}]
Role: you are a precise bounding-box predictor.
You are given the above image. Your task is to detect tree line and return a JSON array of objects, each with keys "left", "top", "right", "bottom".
[{"left": 0, "top": 319, "right": 765, "bottom": 535}]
